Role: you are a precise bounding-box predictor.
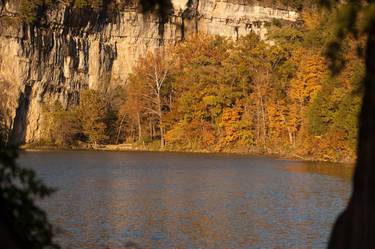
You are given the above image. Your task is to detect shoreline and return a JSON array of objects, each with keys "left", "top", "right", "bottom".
[{"left": 20, "top": 144, "right": 356, "bottom": 165}]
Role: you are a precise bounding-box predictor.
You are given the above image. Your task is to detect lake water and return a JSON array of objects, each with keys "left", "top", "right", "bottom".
[{"left": 18, "top": 151, "right": 353, "bottom": 249}]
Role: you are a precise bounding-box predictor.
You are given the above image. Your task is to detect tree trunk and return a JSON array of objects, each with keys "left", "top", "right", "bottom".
[
  {"left": 137, "top": 112, "right": 142, "bottom": 142},
  {"left": 262, "top": 73, "right": 269, "bottom": 149},
  {"left": 160, "top": 124, "right": 165, "bottom": 149},
  {"left": 328, "top": 23, "right": 375, "bottom": 249},
  {"left": 280, "top": 110, "right": 293, "bottom": 145},
  {"left": 130, "top": 124, "right": 134, "bottom": 142},
  {"left": 0, "top": 219, "right": 22, "bottom": 249},
  {"left": 116, "top": 114, "right": 126, "bottom": 144},
  {"left": 157, "top": 92, "right": 165, "bottom": 149}
]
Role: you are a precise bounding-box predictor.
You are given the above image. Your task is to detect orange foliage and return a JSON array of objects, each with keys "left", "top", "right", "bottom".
[{"left": 289, "top": 48, "right": 327, "bottom": 107}]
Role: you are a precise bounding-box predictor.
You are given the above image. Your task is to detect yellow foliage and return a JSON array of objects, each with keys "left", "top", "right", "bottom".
[
  {"left": 302, "top": 9, "right": 321, "bottom": 32},
  {"left": 290, "top": 48, "right": 327, "bottom": 107},
  {"left": 217, "top": 105, "right": 254, "bottom": 151}
]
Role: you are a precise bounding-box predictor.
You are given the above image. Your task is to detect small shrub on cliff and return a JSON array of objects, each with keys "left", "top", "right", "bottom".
[
  {"left": 19, "top": 0, "right": 45, "bottom": 23},
  {"left": 74, "top": 0, "right": 89, "bottom": 8}
]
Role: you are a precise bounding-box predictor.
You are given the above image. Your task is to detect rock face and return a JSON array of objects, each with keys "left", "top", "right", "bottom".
[{"left": 0, "top": 0, "right": 298, "bottom": 144}]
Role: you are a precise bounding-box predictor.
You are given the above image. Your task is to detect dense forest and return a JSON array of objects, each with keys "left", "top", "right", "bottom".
[{"left": 34, "top": 4, "right": 364, "bottom": 163}]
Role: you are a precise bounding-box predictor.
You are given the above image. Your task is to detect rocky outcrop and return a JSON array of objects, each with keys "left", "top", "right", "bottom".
[{"left": 0, "top": 0, "right": 298, "bottom": 144}]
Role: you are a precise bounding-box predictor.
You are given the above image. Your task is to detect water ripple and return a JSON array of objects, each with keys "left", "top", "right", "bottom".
[{"left": 18, "top": 151, "right": 352, "bottom": 249}]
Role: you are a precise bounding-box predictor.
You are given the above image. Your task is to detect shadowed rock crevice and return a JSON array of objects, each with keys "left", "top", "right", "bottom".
[{"left": 9, "top": 84, "right": 32, "bottom": 145}]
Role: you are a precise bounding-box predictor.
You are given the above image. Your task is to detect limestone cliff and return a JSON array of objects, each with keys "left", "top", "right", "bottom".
[{"left": 0, "top": 0, "right": 298, "bottom": 144}]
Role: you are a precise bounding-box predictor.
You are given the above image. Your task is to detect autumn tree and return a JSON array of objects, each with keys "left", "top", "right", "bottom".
[
  {"left": 118, "top": 83, "right": 145, "bottom": 143},
  {"left": 41, "top": 101, "right": 78, "bottom": 146},
  {"left": 217, "top": 103, "right": 254, "bottom": 151},
  {"left": 76, "top": 90, "right": 108, "bottom": 145},
  {"left": 164, "top": 34, "right": 233, "bottom": 150},
  {"left": 228, "top": 34, "right": 276, "bottom": 148},
  {"left": 288, "top": 48, "right": 327, "bottom": 146},
  {"left": 126, "top": 48, "right": 171, "bottom": 149}
]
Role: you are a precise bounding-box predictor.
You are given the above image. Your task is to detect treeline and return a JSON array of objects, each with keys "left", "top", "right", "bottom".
[
  {"left": 39, "top": 89, "right": 118, "bottom": 147},
  {"left": 16, "top": 0, "right": 164, "bottom": 24},
  {"left": 16, "top": 0, "right": 318, "bottom": 24},
  {"left": 40, "top": 8, "right": 363, "bottom": 162}
]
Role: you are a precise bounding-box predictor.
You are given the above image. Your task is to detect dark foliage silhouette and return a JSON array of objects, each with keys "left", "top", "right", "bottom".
[{"left": 319, "top": 0, "right": 375, "bottom": 248}]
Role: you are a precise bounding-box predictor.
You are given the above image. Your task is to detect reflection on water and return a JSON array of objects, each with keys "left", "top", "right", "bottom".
[
  {"left": 18, "top": 151, "right": 352, "bottom": 249},
  {"left": 278, "top": 161, "right": 354, "bottom": 183}
]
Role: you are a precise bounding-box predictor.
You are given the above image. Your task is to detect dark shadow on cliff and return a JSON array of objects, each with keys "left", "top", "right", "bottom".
[
  {"left": 8, "top": 84, "right": 32, "bottom": 146},
  {"left": 62, "top": 4, "right": 120, "bottom": 35}
]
